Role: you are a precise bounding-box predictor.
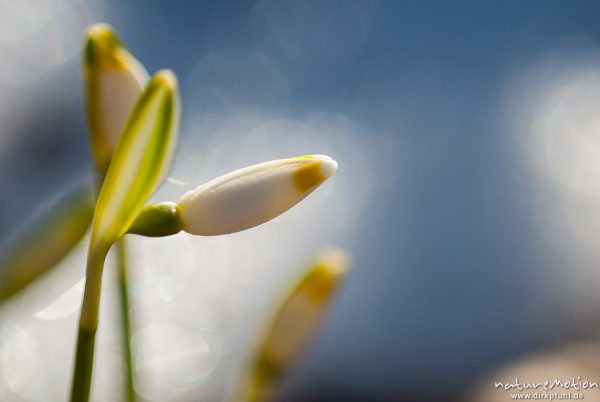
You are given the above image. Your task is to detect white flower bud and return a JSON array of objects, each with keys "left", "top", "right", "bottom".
[
  {"left": 84, "top": 23, "right": 149, "bottom": 174},
  {"left": 178, "top": 155, "right": 338, "bottom": 235}
]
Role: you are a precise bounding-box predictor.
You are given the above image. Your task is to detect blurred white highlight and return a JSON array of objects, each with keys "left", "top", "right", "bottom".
[
  {"left": 0, "top": 322, "right": 40, "bottom": 399},
  {"left": 507, "top": 43, "right": 600, "bottom": 323},
  {"left": 509, "top": 46, "right": 600, "bottom": 252},
  {"left": 0, "top": 0, "right": 106, "bottom": 86},
  {"left": 34, "top": 278, "right": 84, "bottom": 321},
  {"left": 133, "top": 325, "right": 223, "bottom": 401},
  {"left": 0, "top": 0, "right": 106, "bottom": 163},
  {"left": 531, "top": 70, "right": 600, "bottom": 195}
]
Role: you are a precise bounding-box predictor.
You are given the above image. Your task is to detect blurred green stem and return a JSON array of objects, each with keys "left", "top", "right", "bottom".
[
  {"left": 116, "top": 238, "right": 136, "bottom": 402},
  {"left": 70, "top": 244, "right": 109, "bottom": 402}
]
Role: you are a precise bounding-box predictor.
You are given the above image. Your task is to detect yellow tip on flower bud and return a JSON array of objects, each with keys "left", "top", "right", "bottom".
[
  {"left": 178, "top": 155, "right": 338, "bottom": 236},
  {"left": 292, "top": 154, "right": 337, "bottom": 193},
  {"left": 302, "top": 247, "right": 350, "bottom": 302}
]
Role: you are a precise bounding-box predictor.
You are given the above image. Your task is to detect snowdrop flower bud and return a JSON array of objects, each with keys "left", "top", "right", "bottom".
[
  {"left": 84, "top": 23, "right": 149, "bottom": 174},
  {"left": 260, "top": 248, "right": 350, "bottom": 372},
  {"left": 243, "top": 248, "right": 351, "bottom": 402},
  {"left": 177, "top": 155, "right": 338, "bottom": 236}
]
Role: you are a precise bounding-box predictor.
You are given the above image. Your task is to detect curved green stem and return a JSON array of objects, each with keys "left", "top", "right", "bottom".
[
  {"left": 116, "top": 238, "right": 137, "bottom": 402},
  {"left": 93, "top": 170, "right": 137, "bottom": 401},
  {"left": 70, "top": 243, "right": 109, "bottom": 402}
]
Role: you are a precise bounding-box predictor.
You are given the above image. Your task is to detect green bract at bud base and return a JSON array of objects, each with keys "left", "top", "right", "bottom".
[{"left": 128, "top": 202, "right": 181, "bottom": 237}]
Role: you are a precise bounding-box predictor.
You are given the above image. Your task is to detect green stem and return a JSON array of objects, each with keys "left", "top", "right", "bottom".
[
  {"left": 71, "top": 327, "right": 96, "bottom": 402},
  {"left": 94, "top": 162, "right": 137, "bottom": 401},
  {"left": 116, "top": 238, "right": 136, "bottom": 402},
  {"left": 70, "top": 244, "right": 109, "bottom": 402}
]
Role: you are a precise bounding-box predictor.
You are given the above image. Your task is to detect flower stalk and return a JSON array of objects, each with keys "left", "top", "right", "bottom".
[
  {"left": 71, "top": 68, "right": 180, "bottom": 402},
  {"left": 82, "top": 23, "right": 151, "bottom": 402},
  {"left": 70, "top": 242, "right": 109, "bottom": 402}
]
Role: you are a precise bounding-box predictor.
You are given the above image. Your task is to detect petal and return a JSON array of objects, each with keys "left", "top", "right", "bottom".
[
  {"left": 178, "top": 155, "right": 337, "bottom": 236},
  {"left": 83, "top": 23, "right": 149, "bottom": 174}
]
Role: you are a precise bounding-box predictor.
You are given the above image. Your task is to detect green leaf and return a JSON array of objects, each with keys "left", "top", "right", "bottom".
[
  {"left": 0, "top": 185, "right": 94, "bottom": 303},
  {"left": 90, "top": 70, "right": 180, "bottom": 250}
]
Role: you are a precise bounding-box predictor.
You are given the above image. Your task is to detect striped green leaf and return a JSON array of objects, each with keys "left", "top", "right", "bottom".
[{"left": 90, "top": 70, "right": 180, "bottom": 250}]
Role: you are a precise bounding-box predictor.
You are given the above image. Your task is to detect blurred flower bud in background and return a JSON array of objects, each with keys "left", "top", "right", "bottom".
[
  {"left": 242, "top": 248, "right": 350, "bottom": 402},
  {"left": 83, "top": 23, "right": 149, "bottom": 175}
]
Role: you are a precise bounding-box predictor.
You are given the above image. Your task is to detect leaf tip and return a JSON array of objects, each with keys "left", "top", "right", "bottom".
[{"left": 154, "top": 69, "right": 178, "bottom": 93}]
